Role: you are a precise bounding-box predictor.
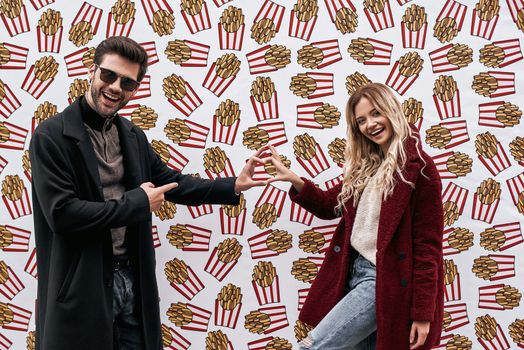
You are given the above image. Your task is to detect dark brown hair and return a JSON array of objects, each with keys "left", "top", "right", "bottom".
[{"left": 94, "top": 36, "right": 148, "bottom": 81}]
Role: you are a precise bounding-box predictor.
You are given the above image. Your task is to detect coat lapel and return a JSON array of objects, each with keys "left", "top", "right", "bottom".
[
  {"left": 62, "top": 100, "right": 103, "bottom": 198},
  {"left": 115, "top": 117, "right": 142, "bottom": 189}
]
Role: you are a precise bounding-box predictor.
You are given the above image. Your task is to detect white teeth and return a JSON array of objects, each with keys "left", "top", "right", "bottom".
[
  {"left": 370, "top": 128, "right": 383, "bottom": 136},
  {"left": 102, "top": 92, "right": 119, "bottom": 101}
]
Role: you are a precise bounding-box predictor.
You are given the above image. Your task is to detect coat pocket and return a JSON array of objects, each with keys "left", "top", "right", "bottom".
[{"left": 56, "top": 252, "right": 81, "bottom": 303}]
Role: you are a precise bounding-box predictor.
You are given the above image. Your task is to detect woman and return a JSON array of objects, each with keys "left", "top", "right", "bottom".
[{"left": 265, "top": 83, "right": 444, "bottom": 349}]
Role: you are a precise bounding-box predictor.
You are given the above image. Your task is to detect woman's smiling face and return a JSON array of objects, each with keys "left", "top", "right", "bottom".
[{"left": 354, "top": 97, "right": 393, "bottom": 153}]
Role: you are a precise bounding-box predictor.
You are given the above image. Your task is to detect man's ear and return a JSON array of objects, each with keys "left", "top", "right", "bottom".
[{"left": 87, "top": 64, "right": 96, "bottom": 82}]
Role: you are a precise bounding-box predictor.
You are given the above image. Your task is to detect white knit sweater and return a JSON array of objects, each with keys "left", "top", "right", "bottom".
[{"left": 351, "top": 177, "right": 381, "bottom": 265}]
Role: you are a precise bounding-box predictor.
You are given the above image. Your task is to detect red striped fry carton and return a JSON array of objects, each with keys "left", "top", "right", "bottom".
[
  {"left": 252, "top": 274, "right": 280, "bottom": 305},
  {"left": 396, "top": 0, "right": 411, "bottom": 4},
  {"left": 187, "top": 203, "right": 213, "bottom": 219},
  {"left": 360, "top": 38, "right": 393, "bottom": 65},
  {"left": 1, "top": 304, "right": 31, "bottom": 331},
  {"left": 480, "top": 71, "right": 515, "bottom": 98},
  {"left": 213, "top": 0, "right": 233, "bottom": 6},
  {"left": 401, "top": 17, "right": 427, "bottom": 49},
  {"left": 386, "top": 61, "right": 420, "bottom": 96},
  {"left": 306, "top": 40, "right": 343, "bottom": 69},
  {"left": 130, "top": 75, "right": 150, "bottom": 101},
  {"left": 484, "top": 39, "right": 523, "bottom": 68},
  {"left": 152, "top": 225, "right": 160, "bottom": 248},
  {"left": 298, "top": 288, "right": 309, "bottom": 311},
  {"left": 253, "top": 121, "right": 288, "bottom": 147},
  {"left": 432, "top": 334, "right": 468, "bottom": 349},
  {"left": 478, "top": 101, "right": 517, "bottom": 128},
  {"left": 0, "top": 156, "right": 6, "bottom": 174},
  {"left": 507, "top": 173, "right": 524, "bottom": 214},
  {"left": 220, "top": 208, "right": 246, "bottom": 235},
  {"left": 203, "top": 62, "right": 238, "bottom": 97},
  {"left": 363, "top": 0, "right": 394, "bottom": 32},
  {"left": 37, "top": 23, "right": 63, "bottom": 53},
  {"left": 167, "top": 81, "right": 202, "bottom": 117},
  {"left": 490, "top": 222, "right": 523, "bottom": 251},
  {"left": 477, "top": 142, "right": 511, "bottom": 176},
  {"left": 2, "top": 183, "right": 31, "bottom": 220},
  {"left": 0, "top": 225, "right": 30, "bottom": 252},
  {"left": 325, "top": 174, "right": 344, "bottom": 189},
  {"left": 70, "top": 2, "right": 103, "bottom": 43},
  {"left": 176, "top": 224, "right": 211, "bottom": 251},
  {"left": 248, "top": 229, "right": 290, "bottom": 259},
  {"left": 433, "top": 151, "right": 465, "bottom": 179},
  {"left": 0, "top": 43, "right": 28, "bottom": 70},
  {"left": 301, "top": 72, "right": 334, "bottom": 99},
  {"left": 212, "top": 114, "right": 240, "bottom": 145},
  {"left": 255, "top": 305, "right": 289, "bottom": 334},
  {"left": 248, "top": 336, "right": 284, "bottom": 350},
  {"left": 472, "top": 193, "right": 500, "bottom": 225},
  {"left": 176, "top": 40, "right": 210, "bottom": 67},
  {"left": 169, "top": 265, "right": 205, "bottom": 300},
  {"left": 442, "top": 227, "right": 464, "bottom": 255},
  {"left": 0, "top": 4, "right": 29, "bottom": 37},
  {"left": 218, "top": 22, "right": 245, "bottom": 51},
  {"left": 443, "top": 303, "right": 469, "bottom": 332},
  {"left": 250, "top": 90, "right": 279, "bottom": 122},
  {"left": 436, "top": 0, "right": 467, "bottom": 33},
  {"left": 0, "top": 265, "right": 24, "bottom": 300},
  {"left": 24, "top": 248, "right": 38, "bottom": 278},
  {"left": 470, "top": 7, "right": 499, "bottom": 40},
  {"left": 204, "top": 245, "right": 240, "bottom": 282},
  {"left": 254, "top": 0, "right": 285, "bottom": 34},
  {"left": 442, "top": 182, "right": 469, "bottom": 224},
  {"left": 296, "top": 142, "right": 330, "bottom": 178},
  {"left": 255, "top": 184, "right": 286, "bottom": 218},
  {"left": 288, "top": 7, "right": 317, "bottom": 41},
  {"left": 479, "top": 284, "right": 515, "bottom": 310},
  {"left": 507, "top": 0, "right": 524, "bottom": 26},
  {"left": 140, "top": 41, "right": 159, "bottom": 66},
  {"left": 429, "top": 44, "right": 468, "bottom": 73},
  {"left": 324, "top": 0, "right": 356, "bottom": 23},
  {"left": 304, "top": 224, "right": 337, "bottom": 253},
  {"left": 171, "top": 119, "right": 209, "bottom": 149},
  {"left": 181, "top": 1, "right": 211, "bottom": 34},
  {"left": 214, "top": 298, "right": 242, "bottom": 328},
  {"left": 444, "top": 271, "right": 461, "bottom": 302},
  {"left": 477, "top": 323, "right": 510, "bottom": 350},
  {"left": 152, "top": 142, "right": 188, "bottom": 172},
  {"left": 205, "top": 158, "right": 235, "bottom": 180},
  {"left": 0, "top": 122, "right": 27, "bottom": 150},
  {"left": 140, "top": 0, "right": 173, "bottom": 30},
  {"left": 0, "top": 83, "right": 21, "bottom": 119},
  {"left": 30, "top": 0, "right": 54, "bottom": 10},
  {"left": 435, "top": 120, "right": 470, "bottom": 149},
  {"left": 21, "top": 64, "right": 56, "bottom": 99},
  {"left": 290, "top": 202, "right": 314, "bottom": 226},
  {"left": 64, "top": 47, "right": 93, "bottom": 77},
  {"left": 163, "top": 325, "right": 190, "bottom": 350},
  {"left": 0, "top": 333, "right": 11, "bottom": 350},
  {"left": 106, "top": 7, "right": 135, "bottom": 38},
  {"left": 296, "top": 102, "right": 332, "bottom": 129},
  {"left": 179, "top": 304, "right": 212, "bottom": 332},
  {"left": 246, "top": 45, "right": 285, "bottom": 75},
  {"left": 486, "top": 255, "right": 515, "bottom": 281}
]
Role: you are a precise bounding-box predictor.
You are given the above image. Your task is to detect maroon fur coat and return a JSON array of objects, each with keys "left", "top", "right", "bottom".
[{"left": 289, "top": 137, "right": 444, "bottom": 350}]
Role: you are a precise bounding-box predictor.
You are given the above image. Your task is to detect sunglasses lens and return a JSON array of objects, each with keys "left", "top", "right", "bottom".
[
  {"left": 99, "top": 68, "right": 118, "bottom": 84},
  {"left": 120, "top": 78, "right": 139, "bottom": 92}
]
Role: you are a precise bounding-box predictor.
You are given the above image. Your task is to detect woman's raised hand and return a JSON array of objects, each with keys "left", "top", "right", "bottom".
[{"left": 266, "top": 146, "right": 305, "bottom": 191}]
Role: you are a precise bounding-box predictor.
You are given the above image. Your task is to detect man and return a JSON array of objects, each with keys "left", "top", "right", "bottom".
[{"left": 29, "top": 36, "right": 267, "bottom": 350}]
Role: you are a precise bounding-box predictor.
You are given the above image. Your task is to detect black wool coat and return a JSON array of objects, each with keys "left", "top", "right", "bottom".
[{"left": 29, "top": 99, "right": 239, "bottom": 350}]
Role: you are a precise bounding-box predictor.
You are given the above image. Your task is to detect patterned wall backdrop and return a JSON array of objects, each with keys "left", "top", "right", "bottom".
[{"left": 0, "top": 0, "right": 523, "bottom": 348}]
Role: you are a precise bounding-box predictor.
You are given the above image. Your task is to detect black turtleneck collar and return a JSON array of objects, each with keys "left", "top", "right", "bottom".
[{"left": 79, "top": 95, "right": 116, "bottom": 132}]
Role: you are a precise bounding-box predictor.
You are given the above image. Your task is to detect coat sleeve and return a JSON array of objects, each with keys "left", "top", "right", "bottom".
[
  {"left": 289, "top": 178, "right": 342, "bottom": 220},
  {"left": 410, "top": 168, "right": 444, "bottom": 321},
  {"left": 145, "top": 136, "right": 239, "bottom": 206},
  {"left": 29, "top": 132, "right": 151, "bottom": 236}
]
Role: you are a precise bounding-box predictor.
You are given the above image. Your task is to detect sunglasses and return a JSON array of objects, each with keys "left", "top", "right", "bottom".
[{"left": 95, "top": 64, "right": 140, "bottom": 92}]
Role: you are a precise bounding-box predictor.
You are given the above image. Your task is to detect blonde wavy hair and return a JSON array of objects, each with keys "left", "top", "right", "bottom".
[{"left": 336, "top": 83, "right": 423, "bottom": 210}]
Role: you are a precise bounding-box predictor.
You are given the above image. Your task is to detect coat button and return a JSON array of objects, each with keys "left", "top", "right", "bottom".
[
  {"left": 400, "top": 278, "right": 408, "bottom": 287},
  {"left": 105, "top": 279, "right": 113, "bottom": 287},
  {"left": 399, "top": 252, "right": 406, "bottom": 260},
  {"left": 333, "top": 245, "right": 341, "bottom": 253}
]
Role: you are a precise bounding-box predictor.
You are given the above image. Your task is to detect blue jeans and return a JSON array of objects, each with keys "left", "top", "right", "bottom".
[
  {"left": 113, "top": 265, "right": 144, "bottom": 350},
  {"left": 299, "top": 255, "right": 377, "bottom": 350}
]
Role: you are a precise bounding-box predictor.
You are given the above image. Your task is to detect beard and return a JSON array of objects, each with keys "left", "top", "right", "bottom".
[{"left": 89, "top": 85, "right": 130, "bottom": 117}]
